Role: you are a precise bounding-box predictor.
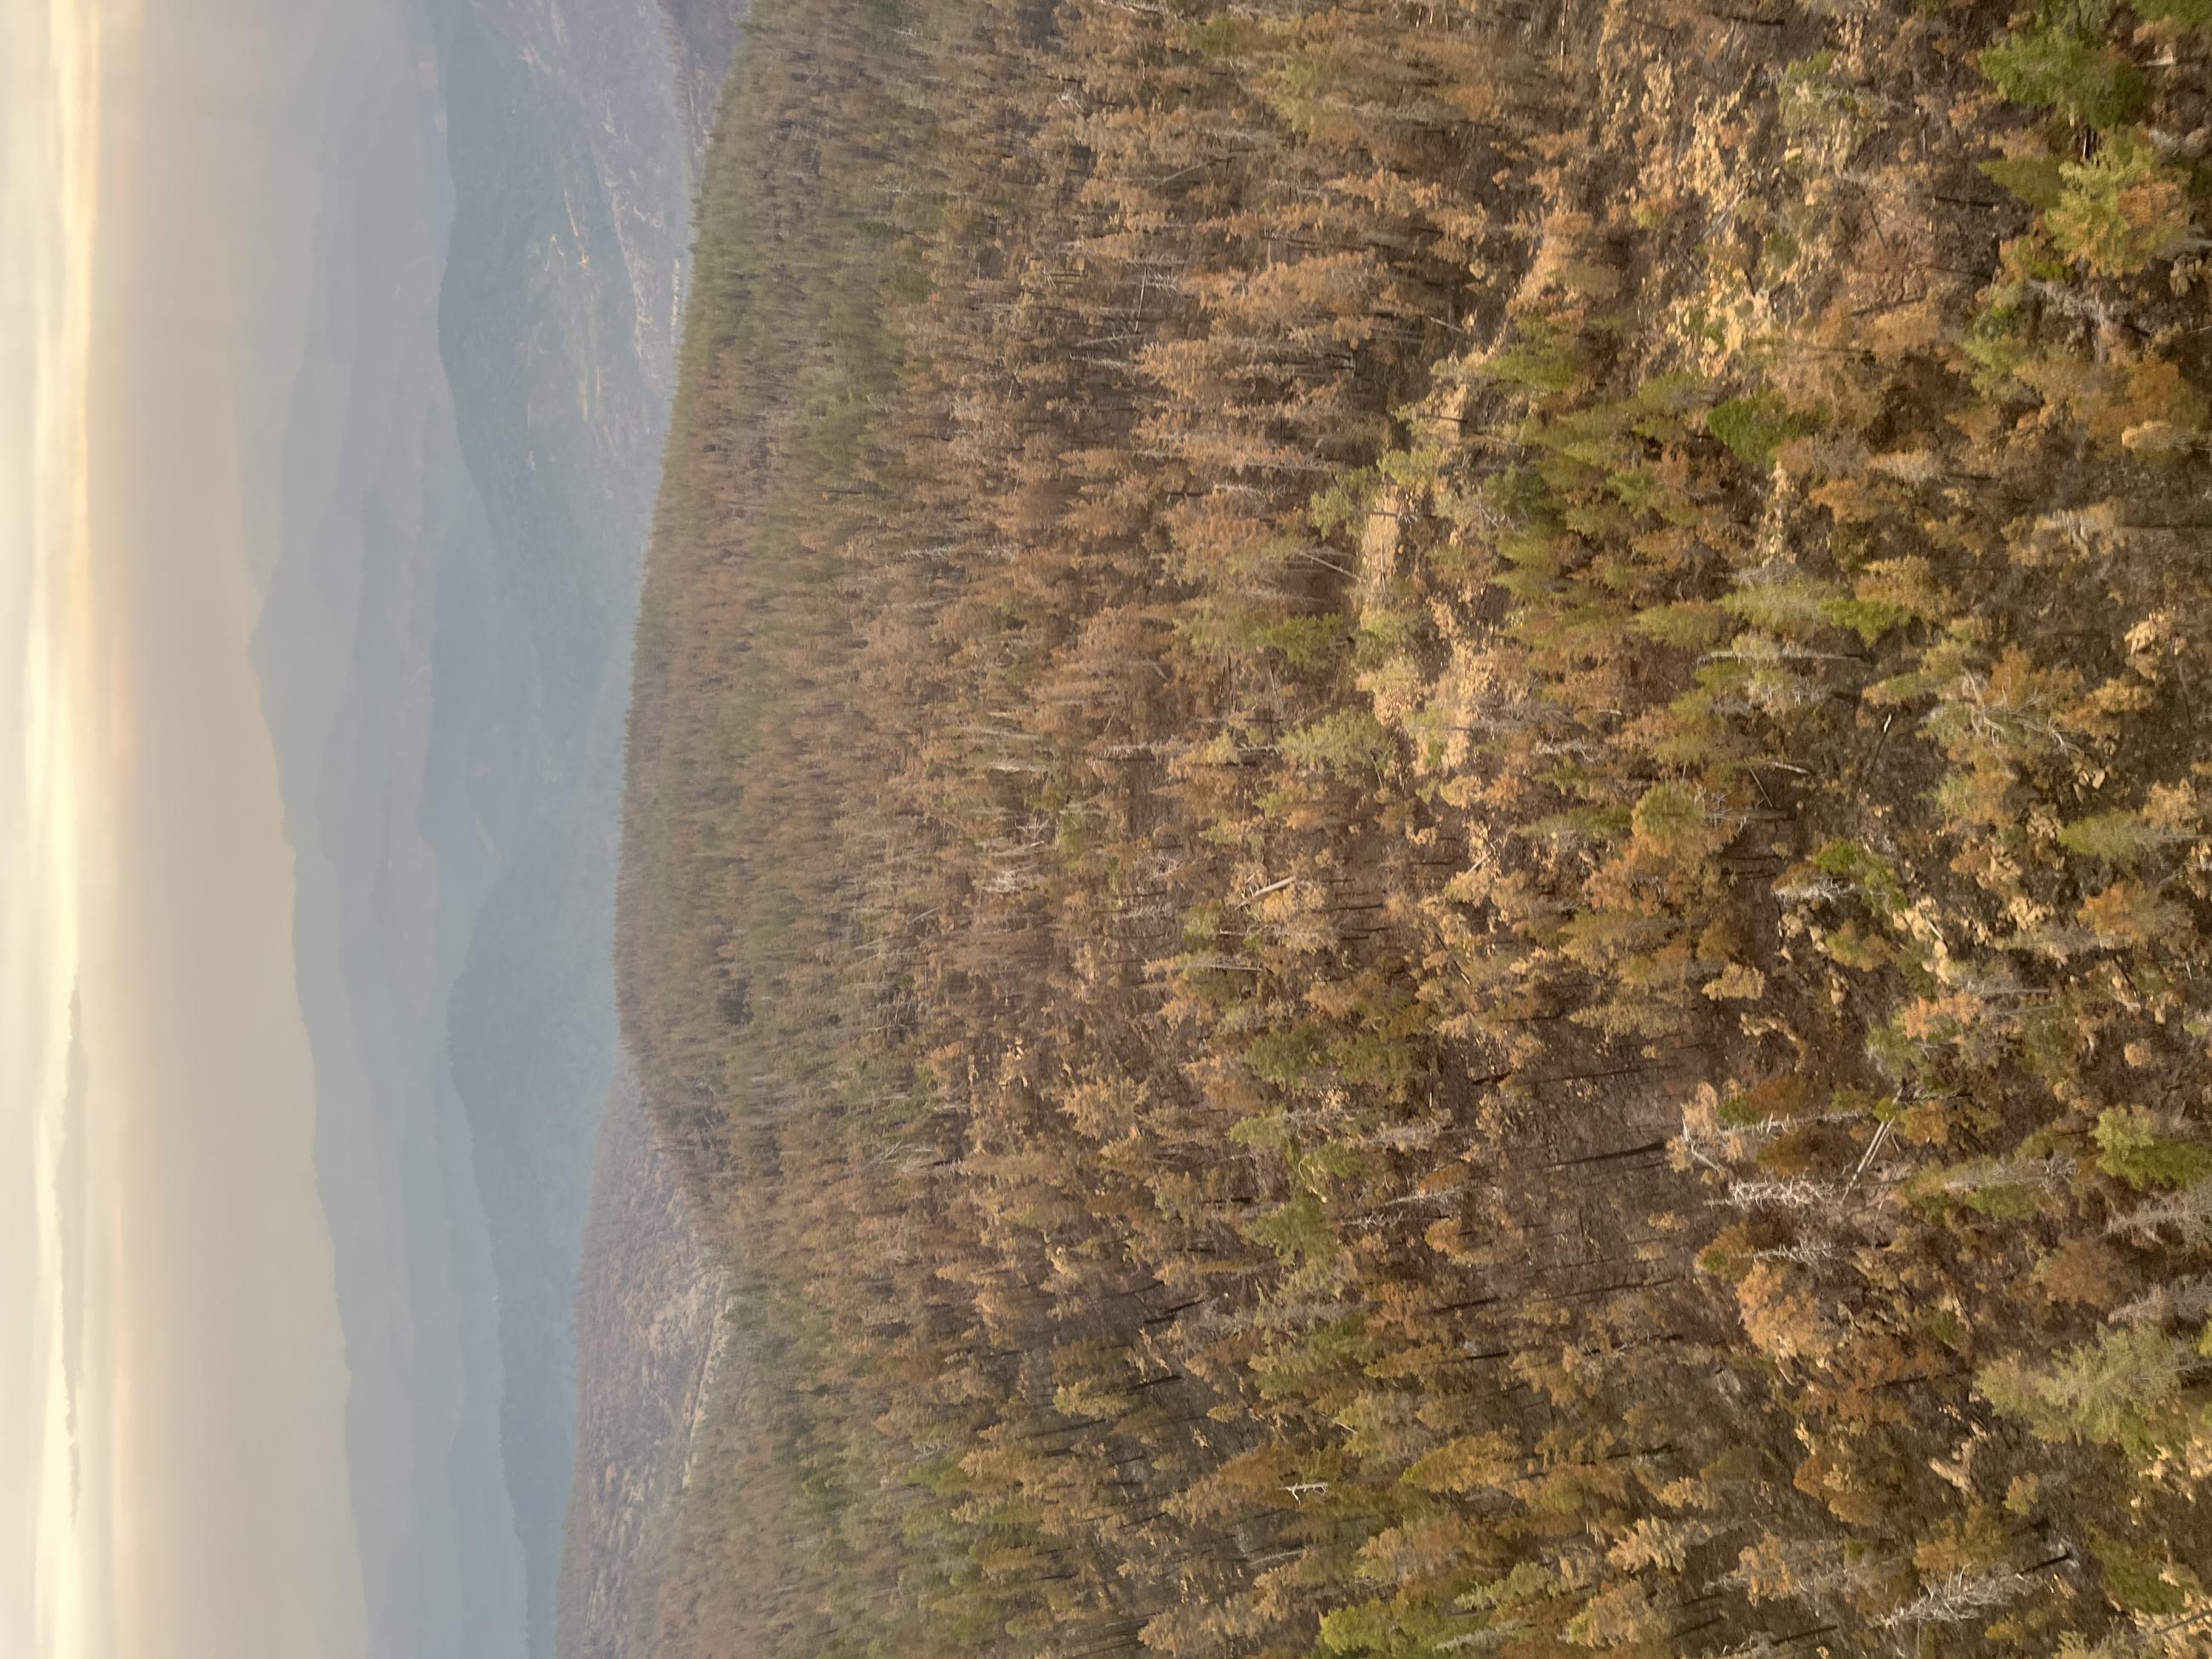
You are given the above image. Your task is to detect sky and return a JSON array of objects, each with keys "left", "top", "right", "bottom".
[{"left": 3, "top": 3, "right": 373, "bottom": 1655}]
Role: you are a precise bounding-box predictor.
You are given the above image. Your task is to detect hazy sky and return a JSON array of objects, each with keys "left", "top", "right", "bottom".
[{"left": 3, "top": 3, "right": 372, "bottom": 1655}]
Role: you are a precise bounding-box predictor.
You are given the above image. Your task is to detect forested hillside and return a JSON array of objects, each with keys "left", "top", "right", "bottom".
[{"left": 619, "top": 0, "right": 2212, "bottom": 1650}]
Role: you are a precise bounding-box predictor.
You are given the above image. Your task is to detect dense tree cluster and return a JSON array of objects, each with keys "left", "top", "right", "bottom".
[{"left": 617, "top": 0, "right": 2212, "bottom": 1653}]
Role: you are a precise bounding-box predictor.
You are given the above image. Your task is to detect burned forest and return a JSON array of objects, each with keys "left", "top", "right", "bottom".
[{"left": 615, "top": 0, "right": 2212, "bottom": 1651}]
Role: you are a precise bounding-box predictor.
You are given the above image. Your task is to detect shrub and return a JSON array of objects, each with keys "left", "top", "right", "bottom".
[
  {"left": 2095, "top": 1108, "right": 2212, "bottom": 1189},
  {"left": 2134, "top": 0, "right": 2212, "bottom": 26},
  {"left": 2049, "top": 135, "right": 2197, "bottom": 276},
  {"left": 1981, "top": 27, "right": 2146, "bottom": 128},
  {"left": 1282, "top": 709, "right": 1395, "bottom": 777},
  {"left": 1708, "top": 392, "right": 1818, "bottom": 470},
  {"left": 1982, "top": 153, "right": 2068, "bottom": 210},
  {"left": 1978, "top": 1325, "right": 2190, "bottom": 1457}
]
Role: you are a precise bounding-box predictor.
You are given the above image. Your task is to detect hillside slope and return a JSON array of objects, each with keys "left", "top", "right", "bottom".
[
  {"left": 545, "top": 10, "right": 749, "bottom": 1657},
  {"left": 621, "top": 0, "right": 2212, "bottom": 1653},
  {"left": 556, "top": 1058, "right": 727, "bottom": 1659}
]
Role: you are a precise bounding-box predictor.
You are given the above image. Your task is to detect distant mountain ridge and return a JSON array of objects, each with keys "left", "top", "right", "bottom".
[
  {"left": 429, "top": 0, "right": 696, "bottom": 1644},
  {"left": 553, "top": 1060, "right": 727, "bottom": 1659},
  {"left": 550, "top": 9, "right": 748, "bottom": 1657},
  {"left": 249, "top": 0, "right": 711, "bottom": 1655}
]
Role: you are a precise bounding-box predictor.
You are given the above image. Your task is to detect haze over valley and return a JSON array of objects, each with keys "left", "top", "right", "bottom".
[
  {"left": 245, "top": 0, "right": 713, "bottom": 1652},
  {"left": 3, "top": 1, "right": 726, "bottom": 1654}
]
